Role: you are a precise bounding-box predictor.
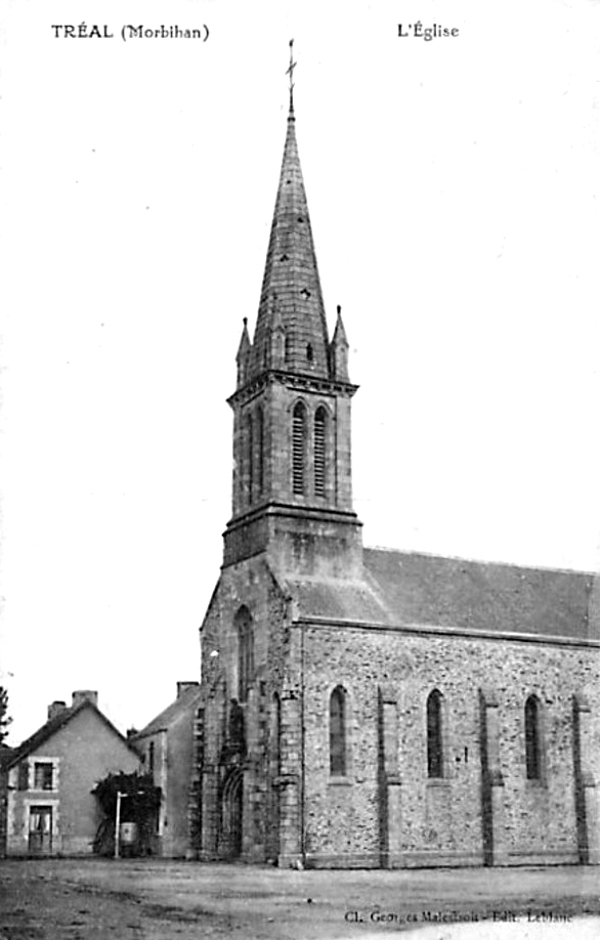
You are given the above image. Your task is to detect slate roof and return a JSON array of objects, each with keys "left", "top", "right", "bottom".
[
  {"left": 248, "top": 102, "right": 331, "bottom": 381},
  {"left": 287, "top": 547, "right": 595, "bottom": 641},
  {"left": 133, "top": 684, "right": 203, "bottom": 740},
  {"left": 5, "top": 701, "right": 139, "bottom": 770},
  {"left": 285, "top": 576, "right": 389, "bottom": 625}
]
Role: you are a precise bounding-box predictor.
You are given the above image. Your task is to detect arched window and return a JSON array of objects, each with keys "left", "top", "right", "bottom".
[
  {"left": 314, "top": 406, "right": 327, "bottom": 497},
  {"left": 292, "top": 402, "right": 306, "bottom": 496},
  {"left": 329, "top": 686, "right": 347, "bottom": 775},
  {"left": 427, "top": 690, "right": 444, "bottom": 778},
  {"left": 256, "top": 406, "right": 264, "bottom": 496},
  {"left": 235, "top": 606, "right": 254, "bottom": 703},
  {"left": 525, "top": 695, "right": 541, "bottom": 780},
  {"left": 246, "top": 413, "right": 254, "bottom": 504}
]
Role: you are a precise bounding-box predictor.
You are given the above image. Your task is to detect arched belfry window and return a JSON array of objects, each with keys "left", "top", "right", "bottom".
[
  {"left": 525, "top": 695, "right": 541, "bottom": 780},
  {"left": 235, "top": 606, "right": 254, "bottom": 703},
  {"left": 314, "top": 406, "right": 327, "bottom": 498},
  {"left": 292, "top": 402, "right": 307, "bottom": 496},
  {"left": 330, "top": 686, "right": 347, "bottom": 775},
  {"left": 246, "top": 413, "right": 254, "bottom": 504},
  {"left": 256, "top": 406, "right": 264, "bottom": 496},
  {"left": 427, "top": 690, "right": 444, "bottom": 778}
]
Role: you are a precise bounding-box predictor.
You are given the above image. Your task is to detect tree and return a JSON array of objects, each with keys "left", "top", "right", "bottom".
[
  {"left": 0, "top": 687, "right": 12, "bottom": 746},
  {"left": 91, "top": 771, "right": 161, "bottom": 856}
]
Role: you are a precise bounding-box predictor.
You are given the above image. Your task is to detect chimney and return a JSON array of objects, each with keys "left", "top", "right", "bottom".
[
  {"left": 177, "top": 681, "right": 200, "bottom": 699},
  {"left": 47, "top": 701, "right": 67, "bottom": 721},
  {"left": 72, "top": 690, "right": 98, "bottom": 709}
]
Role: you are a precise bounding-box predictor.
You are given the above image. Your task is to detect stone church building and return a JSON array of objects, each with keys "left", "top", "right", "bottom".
[{"left": 192, "top": 89, "right": 600, "bottom": 868}]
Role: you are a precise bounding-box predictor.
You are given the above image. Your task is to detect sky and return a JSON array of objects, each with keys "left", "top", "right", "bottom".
[{"left": 1, "top": 0, "right": 600, "bottom": 745}]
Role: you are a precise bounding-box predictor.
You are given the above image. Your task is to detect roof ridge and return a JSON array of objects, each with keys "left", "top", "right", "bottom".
[
  {"left": 7, "top": 700, "right": 138, "bottom": 767},
  {"left": 364, "top": 544, "right": 594, "bottom": 578}
]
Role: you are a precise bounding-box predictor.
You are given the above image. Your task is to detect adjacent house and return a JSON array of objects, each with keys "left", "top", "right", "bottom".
[
  {"left": 132, "top": 682, "right": 202, "bottom": 858},
  {"left": 4, "top": 690, "right": 141, "bottom": 856}
]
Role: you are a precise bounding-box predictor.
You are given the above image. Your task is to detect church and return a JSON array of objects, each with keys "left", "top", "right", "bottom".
[{"left": 190, "top": 68, "right": 600, "bottom": 869}]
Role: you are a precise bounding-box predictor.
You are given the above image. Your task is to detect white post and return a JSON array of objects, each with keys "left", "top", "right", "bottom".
[{"left": 114, "top": 790, "right": 122, "bottom": 860}]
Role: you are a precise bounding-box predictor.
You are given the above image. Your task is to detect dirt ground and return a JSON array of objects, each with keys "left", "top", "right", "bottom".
[{"left": 0, "top": 859, "right": 599, "bottom": 940}]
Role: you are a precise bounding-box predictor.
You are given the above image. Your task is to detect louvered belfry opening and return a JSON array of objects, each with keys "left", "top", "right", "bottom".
[
  {"left": 314, "top": 407, "right": 326, "bottom": 497},
  {"left": 292, "top": 402, "right": 306, "bottom": 495},
  {"left": 246, "top": 413, "right": 254, "bottom": 504},
  {"left": 256, "top": 406, "right": 264, "bottom": 496}
]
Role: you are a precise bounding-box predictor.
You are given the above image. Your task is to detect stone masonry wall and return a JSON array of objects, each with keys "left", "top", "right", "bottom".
[
  {"left": 300, "top": 623, "right": 600, "bottom": 868},
  {"left": 198, "top": 556, "right": 297, "bottom": 862}
]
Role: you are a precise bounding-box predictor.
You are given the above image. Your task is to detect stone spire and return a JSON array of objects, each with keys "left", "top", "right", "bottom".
[
  {"left": 235, "top": 317, "right": 252, "bottom": 388},
  {"left": 248, "top": 63, "right": 331, "bottom": 382},
  {"left": 330, "top": 304, "right": 350, "bottom": 382},
  {"left": 223, "top": 51, "right": 362, "bottom": 571}
]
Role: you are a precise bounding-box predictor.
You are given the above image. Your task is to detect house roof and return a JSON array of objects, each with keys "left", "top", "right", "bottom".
[
  {"left": 132, "top": 684, "right": 203, "bottom": 740},
  {"left": 5, "top": 701, "right": 140, "bottom": 769},
  {"left": 287, "top": 546, "right": 595, "bottom": 641}
]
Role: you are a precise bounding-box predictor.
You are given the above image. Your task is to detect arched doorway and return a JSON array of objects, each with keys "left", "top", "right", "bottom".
[{"left": 220, "top": 768, "right": 243, "bottom": 859}]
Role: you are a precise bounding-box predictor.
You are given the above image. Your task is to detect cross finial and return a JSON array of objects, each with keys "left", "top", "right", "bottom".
[{"left": 286, "top": 39, "right": 296, "bottom": 114}]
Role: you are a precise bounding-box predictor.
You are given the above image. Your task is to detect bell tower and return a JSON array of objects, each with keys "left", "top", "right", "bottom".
[{"left": 223, "top": 53, "right": 362, "bottom": 577}]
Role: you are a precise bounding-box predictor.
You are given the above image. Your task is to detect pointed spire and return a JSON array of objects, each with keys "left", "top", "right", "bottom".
[
  {"left": 248, "top": 45, "right": 331, "bottom": 382},
  {"left": 330, "top": 305, "right": 350, "bottom": 381},
  {"left": 236, "top": 317, "right": 252, "bottom": 388},
  {"left": 332, "top": 304, "right": 349, "bottom": 346}
]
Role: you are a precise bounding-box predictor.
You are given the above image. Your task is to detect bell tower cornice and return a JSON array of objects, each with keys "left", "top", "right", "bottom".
[{"left": 228, "top": 371, "right": 358, "bottom": 410}]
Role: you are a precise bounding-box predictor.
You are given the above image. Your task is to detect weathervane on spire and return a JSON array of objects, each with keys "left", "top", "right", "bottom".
[{"left": 286, "top": 39, "right": 296, "bottom": 113}]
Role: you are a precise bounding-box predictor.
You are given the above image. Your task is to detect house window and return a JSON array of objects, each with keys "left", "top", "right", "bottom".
[
  {"left": 314, "top": 407, "right": 327, "bottom": 497},
  {"left": 525, "top": 695, "right": 541, "bottom": 780},
  {"left": 329, "top": 686, "right": 347, "bottom": 776},
  {"left": 427, "top": 690, "right": 444, "bottom": 779},
  {"left": 236, "top": 606, "right": 254, "bottom": 703},
  {"left": 34, "top": 762, "right": 54, "bottom": 791},
  {"left": 292, "top": 402, "right": 306, "bottom": 495}
]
